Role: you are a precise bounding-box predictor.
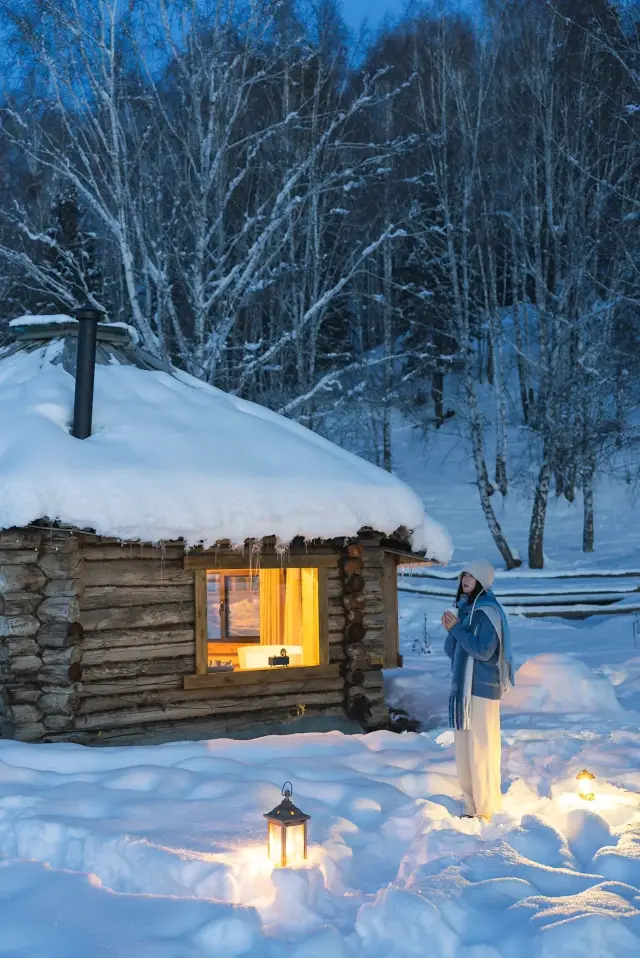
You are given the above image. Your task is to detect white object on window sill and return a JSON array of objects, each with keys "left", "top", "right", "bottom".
[{"left": 237, "top": 644, "right": 303, "bottom": 670}]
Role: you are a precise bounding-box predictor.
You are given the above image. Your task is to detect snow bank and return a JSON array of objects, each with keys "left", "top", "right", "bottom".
[
  {"left": 503, "top": 653, "right": 624, "bottom": 715},
  {"left": 0, "top": 342, "right": 452, "bottom": 558},
  {"left": 2, "top": 721, "right": 640, "bottom": 957}
]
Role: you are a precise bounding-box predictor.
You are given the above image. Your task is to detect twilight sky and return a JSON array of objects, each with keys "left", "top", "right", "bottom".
[
  {"left": 340, "top": 0, "right": 480, "bottom": 35},
  {"left": 341, "top": 0, "right": 406, "bottom": 33}
]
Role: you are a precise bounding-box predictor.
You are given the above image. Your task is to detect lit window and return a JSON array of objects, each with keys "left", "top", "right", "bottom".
[{"left": 205, "top": 569, "right": 319, "bottom": 672}]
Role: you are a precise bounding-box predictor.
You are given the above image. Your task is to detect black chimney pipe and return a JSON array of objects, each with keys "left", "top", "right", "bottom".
[{"left": 72, "top": 306, "right": 101, "bottom": 439}]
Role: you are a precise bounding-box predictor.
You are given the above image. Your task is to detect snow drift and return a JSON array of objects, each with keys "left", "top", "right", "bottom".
[{"left": 502, "top": 653, "right": 624, "bottom": 715}]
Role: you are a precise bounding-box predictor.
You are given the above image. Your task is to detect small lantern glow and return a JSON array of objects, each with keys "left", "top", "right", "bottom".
[
  {"left": 576, "top": 768, "right": 596, "bottom": 801},
  {"left": 264, "top": 781, "right": 310, "bottom": 868}
]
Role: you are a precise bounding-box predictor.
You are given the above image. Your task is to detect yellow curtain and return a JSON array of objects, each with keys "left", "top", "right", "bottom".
[
  {"left": 284, "top": 568, "right": 302, "bottom": 647},
  {"left": 300, "top": 568, "right": 319, "bottom": 666},
  {"left": 259, "top": 569, "right": 284, "bottom": 645}
]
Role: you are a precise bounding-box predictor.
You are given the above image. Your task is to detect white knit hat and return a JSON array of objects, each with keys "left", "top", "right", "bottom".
[{"left": 459, "top": 558, "right": 495, "bottom": 592}]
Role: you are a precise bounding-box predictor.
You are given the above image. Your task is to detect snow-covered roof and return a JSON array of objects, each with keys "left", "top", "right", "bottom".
[{"left": 0, "top": 316, "right": 452, "bottom": 560}]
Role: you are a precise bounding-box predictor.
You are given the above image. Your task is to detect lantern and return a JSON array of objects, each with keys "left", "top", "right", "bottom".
[
  {"left": 264, "top": 781, "right": 310, "bottom": 868},
  {"left": 576, "top": 768, "right": 596, "bottom": 801}
]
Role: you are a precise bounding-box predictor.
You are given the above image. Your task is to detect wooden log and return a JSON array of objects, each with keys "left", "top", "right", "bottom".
[
  {"left": 82, "top": 543, "right": 185, "bottom": 562},
  {"left": 1, "top": 592, "right": 40, "bottom": 616},
  {"left": 0, "top": 615, "right": 40, "bottom": 638},
  {"left": 39, "top": 691, "right": 78, "bottom": 715},
  {"left": 345, "top": 608, "right": 364, "bottom": 625},
  {"left": 36, "top": 621, "right": 85, "bottom": 650},
  {"left": 344, "top": 642, "right": 367, "bottom": 667},
  {"left": 363, "top": 579, "right": 383, "bottom": 597},
  {"left": 328, "top": 644, "right": 345, "bottom": 663},
  {"left": 78, "top": 675, "right": 183, "bottom": 696},
  {"left": 0, "top": 549, "right": 41, "bottom": 566},
  {"left": 81, "top": 640, "right": 195, "bottom": 666},
  {"left": 50, "top": 704, "right": 349, "bottom": 745},
  {"left": 346, "top": 621, "right": 365, "bottom": 643},
  {"left": 327, "top": 580, "right": 345, "bottom": 600},
  {"left": 6, "top": 637, "right": 39, "bottom": 657},
  {"left": 37, "top": 596, "right": 81, "bottom": 623},
  {"left": 328, "top": 613, "right": 345, "bottom": 633},
  {"left": 346, "top": 693, "right": 371, "bottom": 723},
  {"left": 11, "top": 703, "right": 42, "bottom": 724},
  {"left": 343, "top": 592, "right": 365, "bottom": 612},
  {"left": 43, "top": 714, "right": 74, "bottom": 731},
  {"left": 13, "top": 722, "right": 45, "bottom": 742},
  {"left": 0, "top": 530, "right": 43, "bottom": 550},
  {"left": 82, "top": 628, "right": 194, "bottom": 653},
  {"left": 77, "top": 677, "right": 345, "bottom": 715},
  {"left": 73, "top": 688, "right": 345, "bottom": 731},
  {"left": 43, "top": 579, "right": 82, "bottom": 598},
  {"left": 346, "top": 544, "right": 364, "bottom": 558},
  {"left": 83, "top": 560, "right": 192, "bottom": 588},
  {"left": 341, "top": 557, "right": 363, "bottom": 576},
  {"left": 39, "top": 551, "right": 82, "bottom": 581},
  {"left": 80, "top": 656, "right": 195, "bottom": 683},
  {"left": 38, "top": 662, "right": 83, "bottom": 684},
  {"left": 80, "top": 602, "right": 194, "bottom": 633},
  {"left": 363, "top": 612, "right": 386, "bottom": 629},
  {"left": 6, "top": 654, "right": 42, "bottom": 674},
  {"left": 344, "top": 574, "right": 365, "bottom": 593},
  {"left": 360, "top": 671, "right": 385, "bottom": 691},
  {"left": 0, "top": 564, "right": 47, "bottom": 593},
  {"left": 328, "top": 596, "right": 345, "bottom": 616},
  {"left": 80, "top": 584, "right": 193, "bottom": 611},
  {"left": 346, "top": 669, "right": 365, "bottom": 686},
  {"left": 329, "top": 632, "right": 344, "bottom": 646},
  {"left": 42, "top": 647, "right": 82, "bottom": 668},
  {"left": 7, "top": 688, "right": 40, "bottom": 704}
]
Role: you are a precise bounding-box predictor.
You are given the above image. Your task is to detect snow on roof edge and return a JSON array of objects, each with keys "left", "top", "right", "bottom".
[{"left": 9, "top": 313, "right": 139, "bottom": 344}]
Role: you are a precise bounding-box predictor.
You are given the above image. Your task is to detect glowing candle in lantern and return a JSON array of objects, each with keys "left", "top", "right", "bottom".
[
  {"left": 264, "top": 781, "right": 310, "bottom": 868},
  {"left": 576, "top": 768, "right": 596, "bottom": 801}
]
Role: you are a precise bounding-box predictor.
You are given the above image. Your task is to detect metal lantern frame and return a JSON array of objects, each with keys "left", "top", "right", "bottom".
[
  {"left": 576, "top": 768, "right": 596, "bottom": 801},
  {"left": 264, "top": 781, "right": 310, "bottom": 868}
]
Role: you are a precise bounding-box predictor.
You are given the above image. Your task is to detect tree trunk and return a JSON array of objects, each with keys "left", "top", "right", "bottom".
[
  {"left": 382, "top": 240, "right": 393, "bottom": 473},
  {"left": 564, "top": 456, "right": 577, "bottom": 504},
  {"left": 432, "top": 369, "right": 444, "bottom": 425},
  {"left": 582, "top": 463, "right": 595, "bottom": 553},
  {"left": 466, "top": 373, "right": 521, "bottom": 569},
  {"left": 528, "top": 452, "right": 553, "bottom": 569},
  {"left": 554, "top": 467, "right": 565, "bottom": 498}
]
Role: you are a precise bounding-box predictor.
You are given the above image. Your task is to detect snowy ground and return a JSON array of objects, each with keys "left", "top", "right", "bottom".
[{"left": 2, "top": 592, "right": 640, "bottom": 956}]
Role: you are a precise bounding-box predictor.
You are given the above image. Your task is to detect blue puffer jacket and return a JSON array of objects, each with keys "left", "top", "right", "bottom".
[{"left": 444, "top": 594, "right": 500, "bottom": 700}]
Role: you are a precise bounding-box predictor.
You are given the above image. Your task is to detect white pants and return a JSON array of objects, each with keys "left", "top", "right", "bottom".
[{"left": 454, "top": 695, "right": 502, "bottom": 819}]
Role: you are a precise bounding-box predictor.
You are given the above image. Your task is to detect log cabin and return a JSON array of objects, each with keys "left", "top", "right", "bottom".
[{"left": 0, "top": 311, "right": 451, "bottom": 745}]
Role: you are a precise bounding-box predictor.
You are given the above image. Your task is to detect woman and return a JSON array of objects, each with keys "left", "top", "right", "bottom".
[{"left": 441, "top": 559, "right": 514, "bottom": 821}]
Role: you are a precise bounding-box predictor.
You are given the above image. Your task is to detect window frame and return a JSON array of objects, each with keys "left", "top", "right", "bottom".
[
  {"left": 190, "top": 555, "right": 333, "bottom": 685},
  {"left": 206, "top": 569, "right": 261, "bottom": 645}
]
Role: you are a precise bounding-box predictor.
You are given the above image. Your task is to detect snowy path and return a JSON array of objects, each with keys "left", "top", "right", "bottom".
[{"left": 1, "top": 713, "right": 640, "bottom": 957}]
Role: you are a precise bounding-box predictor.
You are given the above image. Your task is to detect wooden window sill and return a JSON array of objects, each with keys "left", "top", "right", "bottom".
[{"left": 183, "top": 664, "right": 339, "bottom": 690}]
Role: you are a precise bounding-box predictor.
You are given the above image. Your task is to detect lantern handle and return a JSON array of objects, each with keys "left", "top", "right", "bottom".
[{"left": 282, "top": 781, "right": 293, "bottom": 798}]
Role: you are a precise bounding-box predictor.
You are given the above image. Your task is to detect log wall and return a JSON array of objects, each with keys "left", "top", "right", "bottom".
[
  {"left": 1, "top": 530, "right": 393, "bottom": 744},
  {"left": 0, "top": 529, "right": 83, "bottom": 741}
]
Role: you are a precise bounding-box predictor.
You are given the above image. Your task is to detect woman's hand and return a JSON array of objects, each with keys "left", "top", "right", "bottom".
[{"left": 442, "top": 610, "right": 459, "bottom": 631}]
